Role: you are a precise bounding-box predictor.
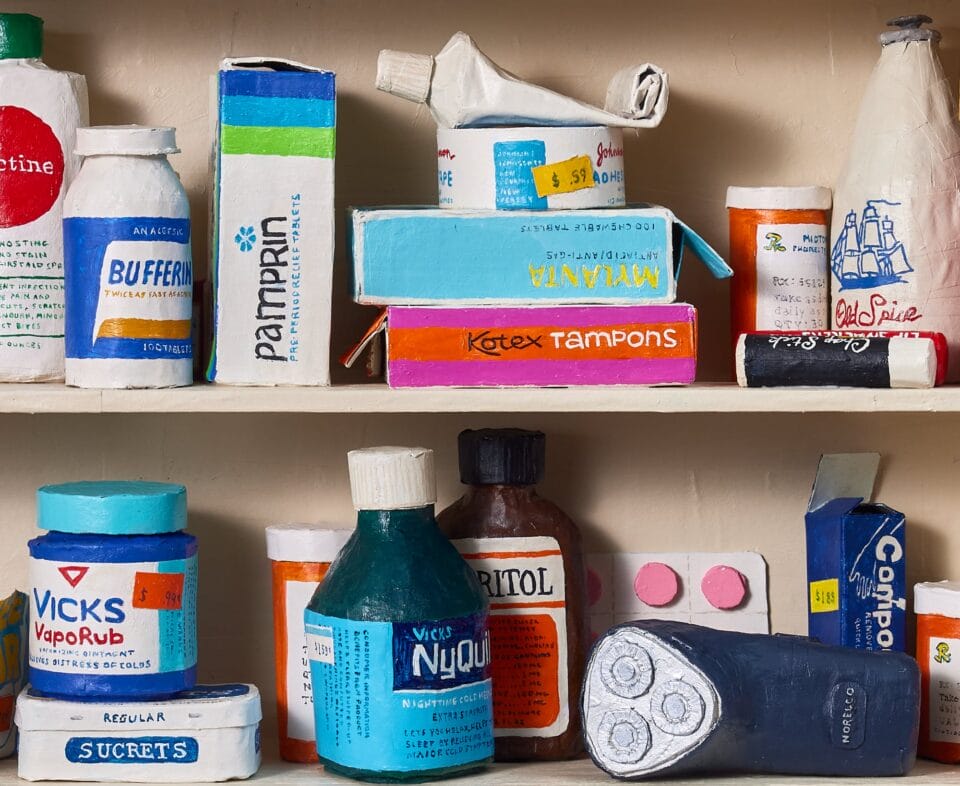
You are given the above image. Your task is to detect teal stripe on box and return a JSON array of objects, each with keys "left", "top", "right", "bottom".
[{"left": 222, "top": 94, "right": 335, "bottom": 128}]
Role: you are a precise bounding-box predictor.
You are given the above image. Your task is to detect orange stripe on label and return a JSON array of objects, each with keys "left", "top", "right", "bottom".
[
  {"left": 389, "top": 321, "right": 695, "bottom": 363},
  {"left": 97, "top": 319, "right": 191, "bottom": 339},
  {"left": 132, "top": 572, "right": 185, "bottom": 610},
  {"left": 462, "top": 550, "right": 563, "bottom": 560},
  {"left": 491, "top": 600, "right": 567, "bottom": 610}
]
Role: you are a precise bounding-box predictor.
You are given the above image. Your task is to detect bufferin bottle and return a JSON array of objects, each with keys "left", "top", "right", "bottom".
[
  {"left": 437, "top": 429, "right": 588, "bottom": 761},
  {"left": 305, "top": 447, "right": 494, "bottom": 781}
]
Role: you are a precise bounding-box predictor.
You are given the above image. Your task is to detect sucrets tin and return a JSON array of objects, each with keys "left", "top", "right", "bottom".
[{"left": 27, "top": 481, "right": 197, "bottom": 699}]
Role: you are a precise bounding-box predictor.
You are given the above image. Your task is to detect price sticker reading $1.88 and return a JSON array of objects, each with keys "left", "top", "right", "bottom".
[
  {"left": 532, "top": 155, "right": 596, "bottom": 198},
  {"left": 132, "top": 571, "right": 185, "bottom": 610}
]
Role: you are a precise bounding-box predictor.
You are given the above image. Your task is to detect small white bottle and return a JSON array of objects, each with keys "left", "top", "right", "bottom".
[
  {"left": 0, "top": 13, "right": 87, "bottom": 381},
  {"left": 63, "top": 126, "right": 193, "bottom": 388}
]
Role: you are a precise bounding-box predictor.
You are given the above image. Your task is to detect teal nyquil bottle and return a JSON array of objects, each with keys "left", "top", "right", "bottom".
[{"left": 305, "top": 447, "right": 494, "bottom": 782}]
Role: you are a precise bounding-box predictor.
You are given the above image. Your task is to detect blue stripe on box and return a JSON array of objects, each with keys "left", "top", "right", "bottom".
[
  {"left": 221, "top": 69, "right": 335, "bottom": 100},
  {"left": 222, "top": 95, "right": 335, "bottom": 128},
  {"left": 29, "top": 665, "right": 198, "bottom": 701}
]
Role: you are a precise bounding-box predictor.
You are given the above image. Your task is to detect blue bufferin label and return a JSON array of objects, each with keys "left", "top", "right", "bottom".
[
  {"left": 305, "top": 611, "right": 493, "bottom": 773},
  {"left": 63, "top": 217, "right": 192, "bottom": 361}
]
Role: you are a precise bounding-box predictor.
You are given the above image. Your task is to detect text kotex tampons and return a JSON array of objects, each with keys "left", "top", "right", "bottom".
[{"left": 208, "top": 58, "right": 335, "bottom": 385}]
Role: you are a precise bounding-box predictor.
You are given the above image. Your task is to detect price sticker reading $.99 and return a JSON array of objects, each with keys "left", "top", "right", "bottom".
[
  {"left": 532, "top": 155, "right": 596, "bottom": 198},
  {"left": 132, "top": 571, "right": 185, "bottom": 610}
]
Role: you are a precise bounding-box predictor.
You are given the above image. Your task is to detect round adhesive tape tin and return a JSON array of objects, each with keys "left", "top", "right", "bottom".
[{"left": 437, "top": 126, "right": 626, "bottom": 211}]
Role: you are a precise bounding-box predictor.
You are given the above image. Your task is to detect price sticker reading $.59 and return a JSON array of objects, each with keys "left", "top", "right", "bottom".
[{"left": 532, "top": 155, "right": 596, "bottom": 198}]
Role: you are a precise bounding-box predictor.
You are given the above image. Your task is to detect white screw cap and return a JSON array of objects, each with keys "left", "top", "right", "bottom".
[
  {"left": 376, "top": 50, "right": 434, "bottom": 103},
  {"left": 348, "top": 446, "right": 436, "bottom": 510}
]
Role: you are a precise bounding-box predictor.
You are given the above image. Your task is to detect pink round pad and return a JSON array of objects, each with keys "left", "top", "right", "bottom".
[
  {"left": 701, "top": 564, "right": 748, "bottom": 609},
  {"left": 633, "top": 562, "right": 680, "bottom": 607},
  {"left": 587, "top": 567, "right": 604, "bottom": 607}
]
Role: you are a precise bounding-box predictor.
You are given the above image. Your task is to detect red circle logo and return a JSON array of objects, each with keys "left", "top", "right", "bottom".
[{"left": 0, "top": 106, "right": 65, "bottom": 228}]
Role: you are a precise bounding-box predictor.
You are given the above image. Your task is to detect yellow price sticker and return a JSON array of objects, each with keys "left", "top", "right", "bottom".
[
  {"left": 809, "top": 578, "right": 840, "bottom": 613},
  {"left": 532, "top": 155, "right": 595, "bottom": 198}
]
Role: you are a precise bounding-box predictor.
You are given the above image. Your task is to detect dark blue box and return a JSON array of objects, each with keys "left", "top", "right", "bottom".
[{"left": 805, "top": 454, "right": 906, "bottom": 651}]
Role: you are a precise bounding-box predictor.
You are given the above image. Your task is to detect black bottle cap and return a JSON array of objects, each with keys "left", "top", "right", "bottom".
[{"left": 458, "top": 429, "right": 545, "bottom": 486}]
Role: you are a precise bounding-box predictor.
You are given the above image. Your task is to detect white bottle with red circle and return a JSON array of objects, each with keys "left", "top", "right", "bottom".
[{"left": 0, "top": 13, "right": 87, "bottom": 381}]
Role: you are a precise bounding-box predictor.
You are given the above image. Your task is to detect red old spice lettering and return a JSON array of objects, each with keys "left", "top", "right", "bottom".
[{"left": 835, "top": 294, "right": 922, "bottom": 328}]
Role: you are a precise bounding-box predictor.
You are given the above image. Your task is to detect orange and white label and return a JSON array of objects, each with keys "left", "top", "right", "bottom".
[{"left": 454, "top": 536, "right": 568, "bottom": 738}]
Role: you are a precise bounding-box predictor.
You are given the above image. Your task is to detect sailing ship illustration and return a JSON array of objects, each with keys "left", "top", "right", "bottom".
[{"left": 831, "top": 200, "right": 912, "bottom": 290}]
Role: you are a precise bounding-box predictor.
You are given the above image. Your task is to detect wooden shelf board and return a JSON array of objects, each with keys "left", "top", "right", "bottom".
[
  {"left": 0, "top": 755, "right": 957, "bottom": 785},
  {"left": 1, "top": 382, "right": 960, "bottom": 414}
]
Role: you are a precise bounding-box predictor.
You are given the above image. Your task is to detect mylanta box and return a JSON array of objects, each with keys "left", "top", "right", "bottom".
[
  {"left": 208, "top": 58, "right": 335, "bottom": 385},
  {"left": 343, "top": 304, "right": 698, "bottom": 387},
  {"left": 15, "top": 684, "right": 261, "bottom": 782},
  {"left": 805, "top": 454, "right": 906, "bottom": 652},
  {"left": 350, "top": 206, "right": 731, "bottom": 306}
]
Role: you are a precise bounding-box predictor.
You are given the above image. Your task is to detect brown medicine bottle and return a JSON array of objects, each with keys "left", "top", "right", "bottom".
[{"left": 437, "top": 428, "right": 587, "bottom": 761}]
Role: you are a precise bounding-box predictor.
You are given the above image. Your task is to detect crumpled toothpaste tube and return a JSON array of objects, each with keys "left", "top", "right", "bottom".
[
  {"left": 377, "top": 31, "right": 668, "bottom": 129},
  {"left": 437, "top": 126, "right": 625, "bottom": 210}
]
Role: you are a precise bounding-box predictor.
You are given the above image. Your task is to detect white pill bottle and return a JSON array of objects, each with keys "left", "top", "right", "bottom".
[{"left": 63, "top": 126, "right": 193, "bottom": 388}]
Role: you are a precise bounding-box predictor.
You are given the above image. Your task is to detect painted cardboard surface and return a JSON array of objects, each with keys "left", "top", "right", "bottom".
[
  {"left": 436, "top": 126, "right": 625, "bottom": 211},
  {"left": 582, "top": 620, "right": 920, "bottom": 778},
  {"left": 0, "top": 591, "right": 27, "bottom": 759},
  {"left": 736, "top": 333, "right": 938, "bottom": 389},
  {"left": 28, "top": 532, "right": 198, "bottom": 698},
  {"left": 0, "top": 59, "right": 87, "bottom": 381},
  {"left": 208, "top": 58, "right": 335, "bottom": 386},
  {"left": 345, "top": 305, "right": 698, "bottom": 388},
  {"left": 350, "top": 207, "right": 731, "bottom": 306},
  {"left": 15, "top": 684, "right": 261, "bottom": 782},
  {"left": 586, "top": 552, "right": 769, "bottom": 640},
  {"left": 831, "top": 23, "right": 960, "bottom": 380},
  {"left": 805, "top": 453, "right": 905, "bottom": 652}
]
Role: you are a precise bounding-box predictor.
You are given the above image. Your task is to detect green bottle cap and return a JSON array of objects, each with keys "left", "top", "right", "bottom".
[{"left": 0, "top": 14, "right": 43, "bottom": 60}]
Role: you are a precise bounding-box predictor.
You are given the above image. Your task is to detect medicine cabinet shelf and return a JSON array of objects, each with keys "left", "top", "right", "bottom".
[
  {"left": 2, "top": 382, "right": 960, "bottom": 415},
  {"left": 0, "top": 756, "right": 955, "bottom": 785}
]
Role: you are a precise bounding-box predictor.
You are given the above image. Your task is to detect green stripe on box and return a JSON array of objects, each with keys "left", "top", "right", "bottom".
[{"left": 221, "top": 125, "right": 335, "bottom": 157}]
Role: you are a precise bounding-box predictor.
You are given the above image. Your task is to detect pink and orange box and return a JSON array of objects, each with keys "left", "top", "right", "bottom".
[{"left": 344, "top": 304, "right": 699, "bottom": 387}]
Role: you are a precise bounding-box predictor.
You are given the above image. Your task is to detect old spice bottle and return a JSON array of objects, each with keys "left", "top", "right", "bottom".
[
  {"left": 831, "top": 14, "right": 960, "bottom": 379},
  {"left": 437, "top": 428, "right": 587, "bottom": 761}
]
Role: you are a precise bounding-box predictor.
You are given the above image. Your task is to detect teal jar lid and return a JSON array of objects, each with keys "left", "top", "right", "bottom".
[
  {"left": 0, "top": 14, "right": 42, "bottom": 60},
  {"left": 38, "top": 481, "right": 187, "bottom": 535}
]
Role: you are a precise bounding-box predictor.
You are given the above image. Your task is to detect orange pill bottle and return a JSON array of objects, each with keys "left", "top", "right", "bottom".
[
  {"left": 726, "top": 186, "right": 832, "bottom": 346},
  {"left": 916, "top": 580, "right": 960, "bottom": 762},
  {"left": 266, "top": 524, "right": 352, "bottom": 762}
]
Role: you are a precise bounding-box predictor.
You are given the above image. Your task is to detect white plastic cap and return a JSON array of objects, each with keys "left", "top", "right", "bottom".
[
  {"left": 265, "top": 524, "right": 353, "bottom": 563},
  {"left": 76, "top": 126, "right": 180, "bottom": 157},
  {"left": 348, "top": 447, "right": 436, "bottom": 510},
  {"left": 726, "top": 186, "right": 832, "bottom": 211},
  {"left": 376, "top": 50, "right": 434, "bottom": 103},
  {"left": 915, "top": 580, "right": 960, "bottom": 618}
]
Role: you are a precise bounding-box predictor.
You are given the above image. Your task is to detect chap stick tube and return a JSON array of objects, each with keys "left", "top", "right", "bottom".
[
  {"left": 772, "top": 330, "right": 948, "bottom": 386},
  {"left": 735, "top": 333, "right": 937, "bottom": 388}
]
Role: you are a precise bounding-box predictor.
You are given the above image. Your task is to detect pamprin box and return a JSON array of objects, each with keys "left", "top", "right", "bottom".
[
  {"left": 805, "top": 454, "right": 905, "bottom": 652},
  {"left": 207, "top": 58, "right": 335, "bottom": 386},
  {"left": 343, "top": 305, "right": 698, "bottom": 387},
  {"left": 15, "top": 684, "right": 262, "bottom": 782},
  {"left": 350, "top": 206, "right": 731, "bottom": 306}
]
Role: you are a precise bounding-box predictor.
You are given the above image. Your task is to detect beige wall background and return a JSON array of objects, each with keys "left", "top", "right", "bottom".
[{"left": 2, "top": 0, "right": 959, "bottom": 740}]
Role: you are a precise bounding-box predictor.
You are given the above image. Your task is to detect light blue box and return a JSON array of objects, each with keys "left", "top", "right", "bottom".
[{"left": 351, "top": 206, "right": 731, "bottom": 306}]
